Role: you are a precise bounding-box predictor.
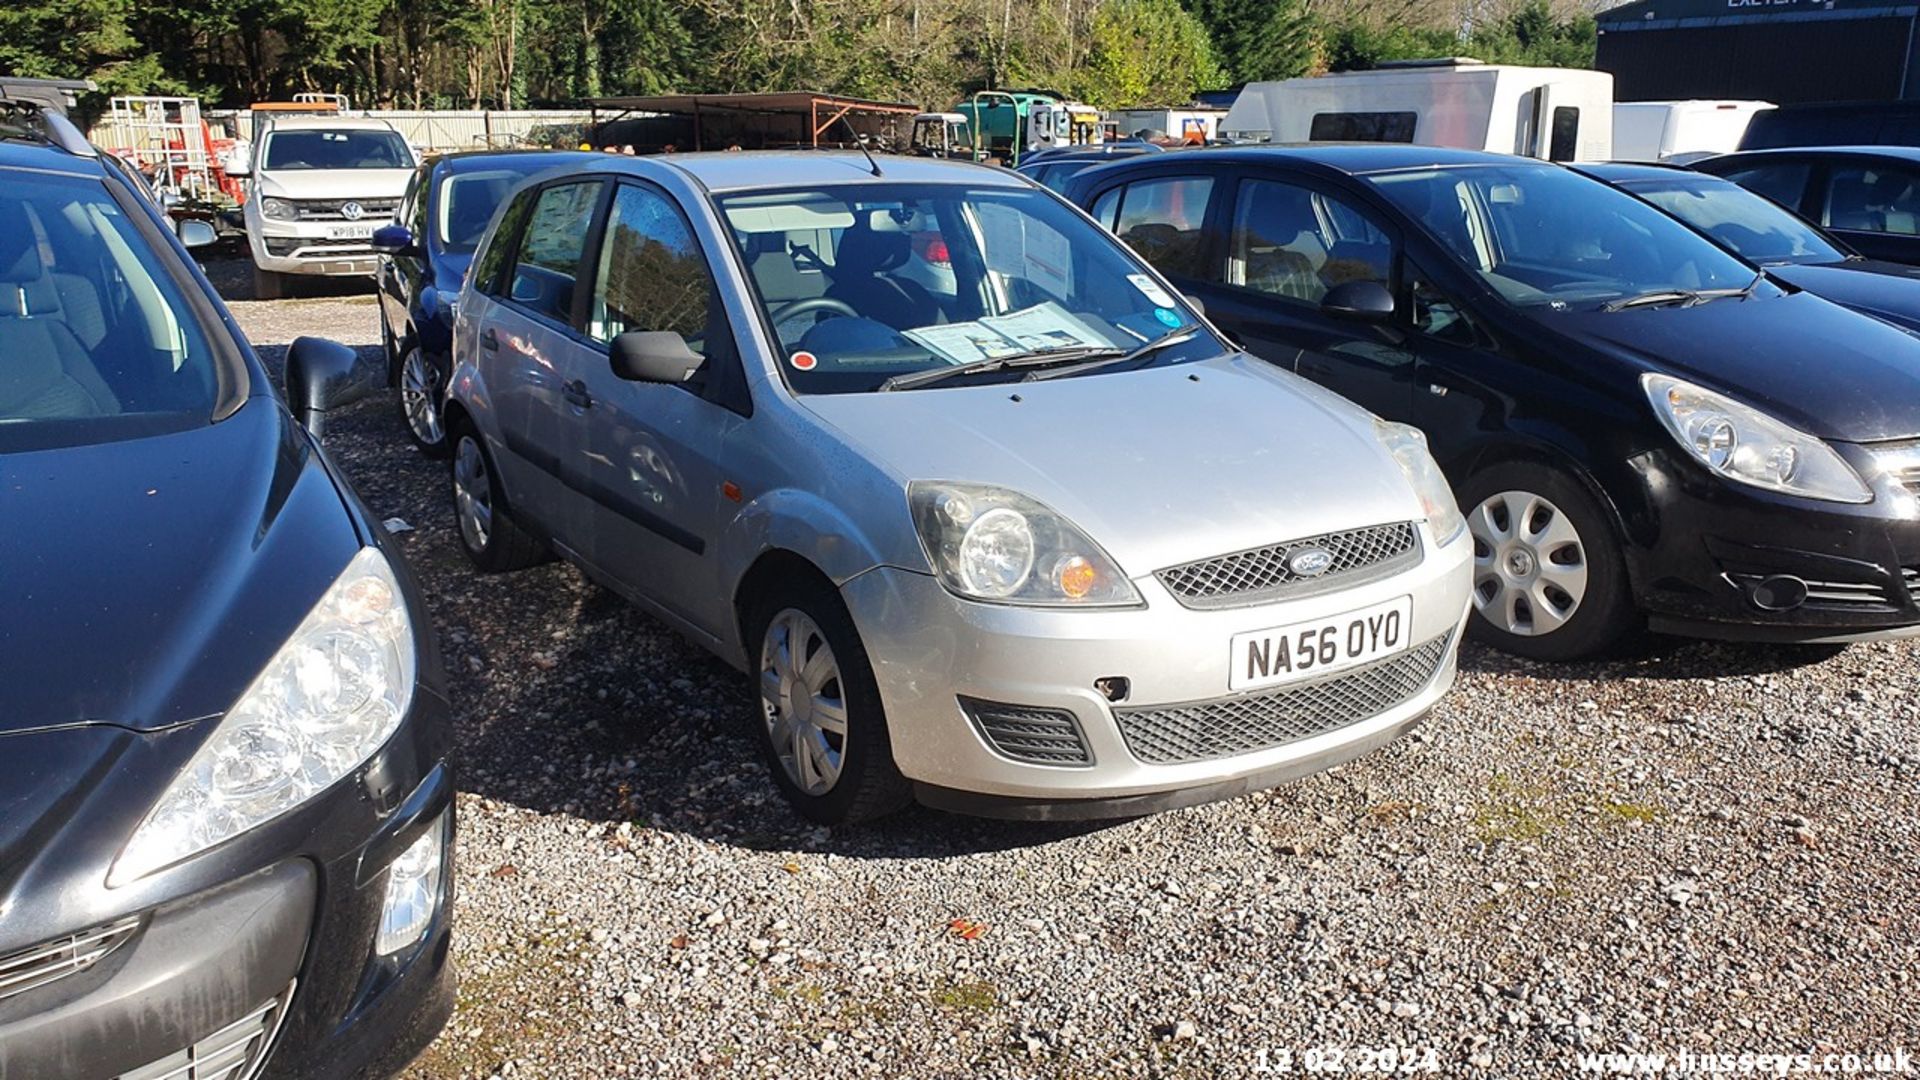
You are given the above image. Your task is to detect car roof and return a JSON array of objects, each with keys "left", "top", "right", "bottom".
[
  {"left": 646, "top": 150, "right": 1031, "bottom": 192},
  {"left": 0, "top": 138, "right": 106, "bottom": 179},
  {"left": 1079, "top": 142, "right": 1553, "bottom": 176},
  {"left": 1576, "top": 161, "right": 1715, "bottom": 184},
  {"left": 432, "top": 148, "right": 604, "bottom": 174},
  {"left": 1711, "top": 145, "right": 1920, "bottom": 163},
  {"left": 260, "top": 115, "right": 405, "bottom": 133}
]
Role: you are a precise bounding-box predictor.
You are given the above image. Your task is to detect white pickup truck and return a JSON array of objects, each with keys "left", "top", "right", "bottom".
[{"left": 230, "top": 115, "right": 418, "bottom": 298}]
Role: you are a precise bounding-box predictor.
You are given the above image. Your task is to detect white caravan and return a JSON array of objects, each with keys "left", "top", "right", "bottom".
[
  {"left": 1612, "top": 100, "right": 1775, "bottom": 164},
  {"left": 1222, "top": 59, "right": 1614, "bottom": 162}
]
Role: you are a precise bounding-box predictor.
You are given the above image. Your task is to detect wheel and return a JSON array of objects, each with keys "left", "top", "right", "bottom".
[
  {"left": 748, "top": 579, "right": 911, "bottom": 825},
  {"left": 398, "top": 344, "right": 451, "bottom": 457},
  {"left": 1458, "top": 462, "right": 1635, "bottom": 661},
  {"left": 251, "top": 263, "right": 283, "bottom": 300},
  {"left": 450, "top": 421, "right": 548, "bottom": 572}
]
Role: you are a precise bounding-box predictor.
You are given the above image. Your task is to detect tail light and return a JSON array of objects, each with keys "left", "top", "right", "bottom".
[{"left": 912, "top": 232, "right": 950, "bottom": 266}]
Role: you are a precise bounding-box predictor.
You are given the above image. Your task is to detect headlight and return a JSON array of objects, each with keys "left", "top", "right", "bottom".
[
  {"left": 260, "top": 197, "right": 297, "bottom": 221},
  {"left": 112, "top": 547, "right": 417, "bottom": 884},
  {"left": 1374, "top": 420, "right": 1466, "bottom": 544},
  {"left": 908, "top": 482, "right": 1142, "bottom": 607},
  {"left": 1642, "top": 374, "right": 1870, "bottom": 503}
]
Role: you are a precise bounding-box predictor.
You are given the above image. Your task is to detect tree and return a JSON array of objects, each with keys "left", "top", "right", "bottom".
[
  {"left": 1072, "top": 0, "right": 1225, "bottom": 109},
  {"left": 1184, "top": 0, "right": 1319, "bottom": 85}
]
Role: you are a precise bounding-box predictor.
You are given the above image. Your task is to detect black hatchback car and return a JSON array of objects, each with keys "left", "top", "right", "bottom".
[
  {"left": 0, "top": 108, "right": 453, "bottom": 1075},
  {"left": 1067, "top": 145, "right": 1920, "bottom": 659},
  {"left": 1695, "top": 146, "right": 1920, "bottom": 268},
  {"left": 1578, "top": 162, "right": 1920, "bottom": 334}
]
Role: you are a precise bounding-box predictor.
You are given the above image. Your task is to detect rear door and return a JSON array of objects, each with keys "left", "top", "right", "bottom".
[
  {"left": 379, "top": 163, "right": 430, "bottom": 366},
  {"left": 468, "top": 177, "right": 606, "bottom": 546},
  {"left": 1187, "top": 170, "right": 1417, "bottom": 423},
  {"left": 571, "top": 179, "right": 748, "bottom": 637}
]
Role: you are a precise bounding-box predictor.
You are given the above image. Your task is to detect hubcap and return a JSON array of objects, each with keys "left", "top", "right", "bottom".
[
  {"left": 453, "top": 436, "right": 493, "bottom": 551},
  {"left": 1468, "top": 489, "right": 1589, "bottom": 637},
  {"left": 401, "top": 349, "right": 444, "bottom": 445},
  {"left": 759, "top": 610, "right": 848, "bottom": 796}
]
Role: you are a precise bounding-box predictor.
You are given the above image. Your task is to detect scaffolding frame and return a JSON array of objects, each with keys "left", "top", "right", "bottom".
[{"left": 102, "top": 96, "right": 217, "bottom": 201}]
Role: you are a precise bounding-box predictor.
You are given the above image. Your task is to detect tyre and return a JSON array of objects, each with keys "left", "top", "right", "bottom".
[
  {"left": 1457, "top": 462, "right": 1636, "bottom": 661},
  {"left": 747, "top": 578, "right": 912, "bottom": 825},
  {"left": 449, "top": 420, "right": 548, "bottom": 573},
  {"left": 397, "top": 344, "right": 451, "bottom": 458},
  {"left": 251, "top": 263, "right": 283, "bottom": 300}
]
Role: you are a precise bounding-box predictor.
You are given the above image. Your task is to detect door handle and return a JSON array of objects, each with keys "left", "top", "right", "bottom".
[
  {"left": 1427, "top": 383, "right": 1450, "bottom": 397},
  {"left": 562, "top": 379, "right": 593, "bottom": 409},
  {"left": 480, "top": 327, "right": 499, "bottom": 352}
]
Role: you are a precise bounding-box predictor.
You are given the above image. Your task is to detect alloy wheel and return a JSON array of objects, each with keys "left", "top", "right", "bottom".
[
  {"left": 1468, "top": 489, "right": 1589, "bottom": 637},
  {"left": 453, "top": 435, "right": 494, "bottom": 552},
  {"left": 401, "top": 348, "right": 444, "bottom": 446},
  {"left": 759, "top": 609, "right": 849, "bottom": 796}
]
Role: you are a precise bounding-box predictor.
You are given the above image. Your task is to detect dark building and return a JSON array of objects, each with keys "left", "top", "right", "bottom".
[{"left": 1596, "top": 0, "right": 1920, "bottom": 103}]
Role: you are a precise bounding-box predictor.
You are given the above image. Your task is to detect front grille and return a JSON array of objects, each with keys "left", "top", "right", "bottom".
[
  {"left": 1728, "top": 572, "right": 1900, "bottom": 612},
  {"left": 293, "top": 198, "right": 397, "bottom": 221},
  {"left": 0, "top": 917, "right": 140, "bottom": 1002},
  {"left": 961, "top": 697, "right": 1093, "bottom": 766},
  {"left": 118, "top": 983, "right": 295, "bottom": 1080},
  {"left": 1906, "top": 566, "right": 1920, "bottom": 600},
  {"left": 1114, "top": 634, "right": 1451, "bottom": 765},
  {"left": 1157, "top": 522, "right": 1420, "bottom": 609},
  {"left": 264, "top": 237, "right": 377, "bottom": 257}
]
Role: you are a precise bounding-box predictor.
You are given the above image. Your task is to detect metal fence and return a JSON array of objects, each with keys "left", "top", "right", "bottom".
[{"left": 88, "top": 109, "right": 599, "bottom": 155}]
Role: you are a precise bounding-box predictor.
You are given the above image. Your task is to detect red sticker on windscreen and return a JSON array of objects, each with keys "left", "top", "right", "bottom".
[{"left": 790, "top": 351, "right": 818, "bottom": 371}]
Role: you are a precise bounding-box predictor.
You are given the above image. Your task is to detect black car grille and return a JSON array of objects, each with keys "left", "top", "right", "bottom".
[
  {"left": 1114, "top": 634, "right": 1451, "bottom": 765},
  {"left": 1727, "top": 572, "right": 1902, "bottom": 613},
  {"left": 0, "top": 916, "right": 140, "bottom": 1003},
  {"left": 293, "top": 198, "right": 397, "bottom": 222},
  {"left": 117, "top": 983, "right": 294, "bottom": 1080},
  {"left": 961, "top": 697, "right": 1093, "bottom": 766},
  {"left": 1157, "top": 522, "right": 1420, "bottom": 609}
]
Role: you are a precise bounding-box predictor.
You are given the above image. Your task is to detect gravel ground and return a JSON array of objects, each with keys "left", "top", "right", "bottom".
[{"left": 221, "top": 262, "right": 1920, "bottom": 1078}]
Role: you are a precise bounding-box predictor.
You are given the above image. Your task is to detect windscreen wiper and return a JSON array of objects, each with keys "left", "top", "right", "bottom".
[
  {"left": 1021, "top": 327, "right": 1201, "bottom": 383},
  {"left": 1602, "top": 289, "right": 1700, "bottom": 312},
  {"left": 1688, "top": 271, "right": 1767, "bottom": 305},
  {"left": 877, "top": 343, "right": 1125, "bottom": 392}
]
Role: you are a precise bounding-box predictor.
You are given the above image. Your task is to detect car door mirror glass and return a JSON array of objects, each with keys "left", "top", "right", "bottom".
[
  {"left": 1321, "top": 279, "right": 1396, "bottom": 322},
  {"left": 177, "top": 219, "right": 218, "bottom": 249},
  {"left": 610, "top": 331, "right": 704, "bottom": 384},
  {"left": 1182, "top": 292, "right": 1206, "bottom": 318},
  {"left": 285, "top": 336, "right": 376, "bottom": 438}
]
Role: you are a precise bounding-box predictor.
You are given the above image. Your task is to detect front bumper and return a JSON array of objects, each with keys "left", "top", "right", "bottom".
[
  {"left": 0, "top": 690, "right": 456, "bottom": 1080},
  {"left": 247, "top": 215, "right": 381, "bottom": 277},
  {"left": 1623, "top": 442, "right": 1920, "bottom": 643},
  {"left": 842, "top": 523, "right": 1472, "bottom": 816}
]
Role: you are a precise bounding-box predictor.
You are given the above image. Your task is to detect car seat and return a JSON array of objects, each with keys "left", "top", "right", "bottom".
[
  {"left": 0, "top": 206, "right": 118, "bottom": 419},
  {"left": 824, "top": 213, "right": 941, "bottom": 330}
]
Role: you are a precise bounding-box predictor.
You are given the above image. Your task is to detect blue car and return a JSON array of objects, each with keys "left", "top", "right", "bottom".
[{"left": 375, "top": 149, "right": 599, "bottom": 454}]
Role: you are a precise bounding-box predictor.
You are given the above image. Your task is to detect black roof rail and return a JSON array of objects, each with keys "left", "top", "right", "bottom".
[{"left": 0, "top": 98, "right": 98, "bottom": 158}]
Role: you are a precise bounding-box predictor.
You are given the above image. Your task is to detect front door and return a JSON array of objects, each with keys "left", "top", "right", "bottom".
[
  {"left": 570, "top": 180, "right": 744, "bottom": 639},
  {"left": 1190, "top": 174, "right": 1416, "bottom": 423}
]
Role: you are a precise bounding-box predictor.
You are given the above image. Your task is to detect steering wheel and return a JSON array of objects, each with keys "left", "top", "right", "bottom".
[{"left": 770, "top": 297, "right": 861, "bottom": 324}]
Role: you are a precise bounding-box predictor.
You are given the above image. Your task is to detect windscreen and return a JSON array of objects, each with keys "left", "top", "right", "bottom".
[
  {"left": 439, "top": 169, "right": 533, "bottom": 253},
  {"left": 1369, "top": 164, "right": 1761, "bottom": 310},
  {"left": 264, "top": 129, "right": 413, "bottom": 170},
  {"left": 1625, "top": 177, "right": 1847, "bottom": 266},
  {"left": 716, "top": 183, "right": 1220, "bottom": 393},
  {"left": 1, "top": 173, "right": 224, "bottom": 451}
]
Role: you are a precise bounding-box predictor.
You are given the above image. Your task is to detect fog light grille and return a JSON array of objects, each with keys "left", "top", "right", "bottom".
[
  {"left": 960, "top": 698, "right": 1093, "bottom": 766},
  {"left": 117, "top": 982, "right": 294, "bottom": 1080},
  {"left": 0, "top": 916, "right": 140, "bottom": 1003},
  {"left": 1114, "top": 634, "right": 1451, "bottom": 765}
]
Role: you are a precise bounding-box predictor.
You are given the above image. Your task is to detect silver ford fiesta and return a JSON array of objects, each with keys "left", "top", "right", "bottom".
[{"left": 445, "top": 151, "right": 1473, "bottom": 823}]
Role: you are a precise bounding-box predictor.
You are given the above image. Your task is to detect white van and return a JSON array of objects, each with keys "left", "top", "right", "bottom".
[
  {"left": 1611, "top": 100, "right": 1775, "bottom": 164},
  {"left": 1222, "top": 59, "right": 1614, "bottom": 162},
  {"left": 228, "top": 114, "right": 418, "bottom": 298}
]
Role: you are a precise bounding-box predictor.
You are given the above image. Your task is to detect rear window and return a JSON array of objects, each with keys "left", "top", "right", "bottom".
[
  {"left": 1309, "top": 112, "right": 1416, "bottom": 143},
  {"left": 1, "top": 173, "right": 227, "bottom": 450}
]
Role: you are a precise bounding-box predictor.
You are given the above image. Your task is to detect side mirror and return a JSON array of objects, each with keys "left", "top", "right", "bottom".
[
  {"left": 1182, "top": 293, "right": 1207, "bottom": 319},
  {"left": 225, "top": 160, "right": 250, "bottom": 178},
  {"left": 610, "top": 331, "right": 703, "bottom": 384},
  {"left": 177, "top": 220, "right": 218, "bottom": 249},
  {"left": 1321, "top": 279, "right": 1396, "bottom": 322},
  {"left": 285, "top": 336, "right": 374, "bottom": 438},
  {"left": 372, "top": 224, "right": 419, "bottom": 256}
]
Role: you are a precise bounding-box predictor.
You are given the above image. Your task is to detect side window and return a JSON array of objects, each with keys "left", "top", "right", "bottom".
[
  {"left": 1720, "top": 163, "right": 1810, "bottom": 211},
  {"left": 1113, "top": 177, "right": 1215, "bottom": 279},
  {"left": 474, "top": 187, "right": 537, "bottom": 298},
  {"left": 1090, "top": 186, "right": 1121, "bottom": 231},
  {"left": 1308, "top": 112, "right": 1416, "bottom": 143},
  {"left": 405, "top": 170, "right": 429, "bottom": 237},
  {"left": 1823, "top": 164, "right": 1920, "bottom": 235},
  {"left": 507, "top": 181, "right": 603, "bottom": 324},
  {"left": 1228, "top": 179, "right": 1394, "bottom": 303},
  {"left": 1548, "top": 107, "right": 1579, "bottom": 163},
  {"left": 589, "top": 183, "right": 717, "bottom": 352},
  {"left": 1409, "top": 274, "right": 1479, "bottom": 347}
]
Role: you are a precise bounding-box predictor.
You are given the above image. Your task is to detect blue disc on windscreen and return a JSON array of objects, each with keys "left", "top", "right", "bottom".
[{"left": 1154, "top": 307, "right": 1183, "bottom": 328}]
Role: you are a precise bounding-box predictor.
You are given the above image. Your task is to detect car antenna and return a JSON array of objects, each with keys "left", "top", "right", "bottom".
[{"left": 837, "top": 116, "right": 884, "bottom": 177}]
